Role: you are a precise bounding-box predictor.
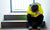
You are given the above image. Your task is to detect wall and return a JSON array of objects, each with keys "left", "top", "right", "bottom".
[{"left": 0, "top": 0, "right": 10, "bottom": 28}]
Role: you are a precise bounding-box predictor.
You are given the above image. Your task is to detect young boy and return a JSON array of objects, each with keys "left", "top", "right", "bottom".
[{"left": 27, "top": 3, "right": 44, "bottom": 30}]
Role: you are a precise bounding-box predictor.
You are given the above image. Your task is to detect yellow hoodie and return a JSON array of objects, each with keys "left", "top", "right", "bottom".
[{"left": 27, "top": 3, "right": 43, "bottom": 17}]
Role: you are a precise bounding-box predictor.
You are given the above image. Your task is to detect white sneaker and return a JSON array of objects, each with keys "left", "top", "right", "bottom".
[{"left": 28, "top": 26, "right": 32, "bottom": 30}]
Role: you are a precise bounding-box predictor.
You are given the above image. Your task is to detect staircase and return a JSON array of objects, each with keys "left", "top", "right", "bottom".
[{"left": 1, "top": 15, "right": 46, "bottom": 28}]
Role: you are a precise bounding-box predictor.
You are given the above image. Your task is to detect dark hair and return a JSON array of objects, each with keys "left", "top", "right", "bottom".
[{"left": 31, "top": 4, "right": 38, "bottom": 12}]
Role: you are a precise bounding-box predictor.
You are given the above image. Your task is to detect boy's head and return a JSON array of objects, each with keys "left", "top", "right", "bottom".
[{"left": 31, "top": 4, "right": 39, "bottom": 12}]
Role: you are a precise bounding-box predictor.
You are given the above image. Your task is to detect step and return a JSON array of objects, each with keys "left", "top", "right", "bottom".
[
  {"left": 1, "top": 20, "right": 28, "bottom": 28},
  {"left": 1, "top": 20, "right": 46, "bottom": 28}
]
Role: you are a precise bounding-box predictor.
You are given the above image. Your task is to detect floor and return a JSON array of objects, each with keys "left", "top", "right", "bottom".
[{"left": 0, "top": 28, "right": 47, "bottom": 30}]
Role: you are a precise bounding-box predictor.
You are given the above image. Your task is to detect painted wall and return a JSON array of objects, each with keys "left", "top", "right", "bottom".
[{"left": 0, "top": 0, "right": 10, "bottom": 28}]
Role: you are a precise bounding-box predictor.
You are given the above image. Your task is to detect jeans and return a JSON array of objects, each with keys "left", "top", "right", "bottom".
[{"left": 27, "top": 14, "right": 44, "bottom": 29}]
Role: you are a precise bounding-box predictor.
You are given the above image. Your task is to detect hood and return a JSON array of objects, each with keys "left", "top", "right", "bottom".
[{"left": 32, "top": 3, "right": 42, "bottom": 11}]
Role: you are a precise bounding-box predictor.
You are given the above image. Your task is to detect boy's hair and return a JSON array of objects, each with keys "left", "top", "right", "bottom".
[{"left": 31, "top": 4, "right": 38, "bottom": 12}]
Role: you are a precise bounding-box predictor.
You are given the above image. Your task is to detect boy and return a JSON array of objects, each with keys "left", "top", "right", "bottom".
[{"left": 27, "top": 3, "right": 44, "bottom": 30}]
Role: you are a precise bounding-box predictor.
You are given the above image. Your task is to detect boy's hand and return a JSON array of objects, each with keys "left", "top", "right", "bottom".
[
  {"left": 36, "top": 11, "right": 40, "bottom": 14},
  {"left": 31, "top": 15, "right": 34, "bottom": 17}
]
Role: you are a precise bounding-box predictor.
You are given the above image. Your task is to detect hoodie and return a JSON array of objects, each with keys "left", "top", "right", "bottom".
[{"left": 27, "top": 3, "right": 43, "bottom": 17}]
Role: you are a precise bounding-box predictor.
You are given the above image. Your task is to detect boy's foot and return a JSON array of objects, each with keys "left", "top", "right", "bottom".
[
  {"left": 32, "top": 29, "right": 38, "bottom": 30},
  {"left": 37, "top": 27, "right": 40, "bottom": 30},
  {"left": 29, "top": 28, "right": 32, "bottom": 30},
  {"left": 28, "top": 26, "right": 32, "bottom": 30}
]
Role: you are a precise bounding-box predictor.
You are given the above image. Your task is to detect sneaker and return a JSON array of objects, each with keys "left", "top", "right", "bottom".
[
  {"left": 29, "top": 28, "right": 32, "bottom": 30},
  {"left": 37, "top": 27, "right": 40, "bottom": 30},
  {"left": 28, "top": 26, "right": 32, "bottom": 30}
]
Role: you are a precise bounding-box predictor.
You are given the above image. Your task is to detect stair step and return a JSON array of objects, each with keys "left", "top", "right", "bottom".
[
  {"left": 1, "top": 20, "right": 46, "bottom": 28},
  {"left": 1, "top": 20, "right": 27, "bottom": 28}
]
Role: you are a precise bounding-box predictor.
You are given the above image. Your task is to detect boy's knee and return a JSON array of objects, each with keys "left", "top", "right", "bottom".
[
  {"left": 38, "top": 14, "right": 44, "bottom": 18},
  {"left": 27, "top": 14, "right": 31, "bottom": 17}
]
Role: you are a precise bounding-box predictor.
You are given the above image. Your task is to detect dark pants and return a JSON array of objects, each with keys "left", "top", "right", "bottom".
[{"left": 27, "top": 14, "right": 44, "bottom": 29}]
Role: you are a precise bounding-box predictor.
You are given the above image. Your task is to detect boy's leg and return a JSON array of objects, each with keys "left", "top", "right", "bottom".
[
  {"left": 27, "top": 14, "right": 36, "bottom": 26},
  {"left": 36, "top": 14, "right": 44, "bottom": 24},
  {"left": 27, "top": 14, "right": 32, "bottom": 26},
  {"left": 27, "top": 14, "right": 36, "bottom": 30},
  {"left": 32, "top": 14, "right": 44, "bottom": 29}
]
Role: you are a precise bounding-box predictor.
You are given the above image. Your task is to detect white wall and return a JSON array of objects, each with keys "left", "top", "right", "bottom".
[
  {"left": 0, "top": 0, "right": 10, "bottom": 28},
  {"left": 35, "top": 0, "right": 50, "bottom": 30}
]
